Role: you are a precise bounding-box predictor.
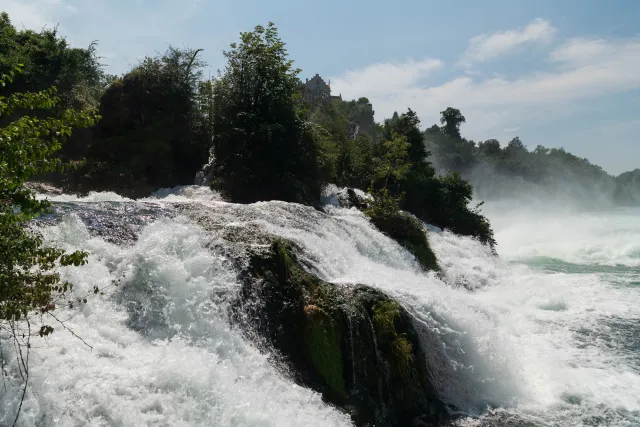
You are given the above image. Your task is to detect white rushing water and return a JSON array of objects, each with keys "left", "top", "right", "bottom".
[
  {"left": 2, "top": 186, "right": 640, "bottom": 426},
  {"left": 0, "top": 212, "right": 352, "bottom": 427}
]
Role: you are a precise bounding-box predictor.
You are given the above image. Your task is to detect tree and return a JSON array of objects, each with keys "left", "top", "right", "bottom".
[
  {"left": 212, "top": 23, "right": 322, "bottom": 204},
  {"left": 383, "top": 109, "right": 427, "bottom": 164},
  {"left": 307, "top": 97, "right": 376, "bottom": 188},
  {"left": 506, "top": 136, "right": 525, "bottom": 151},
  {"left": 365, "top": 133, "right": 408, "bottom": 234},
  {"left": 439, "top": 107, "right": 466, "bottom": 138},
  {"left": 371, "top": 134, "right": 411, "bottom": 190},
  {"left": 0, "top": 11, "right": 107, "bottom": 162},
  {"left": 0, "top": 12, "right": 105, "bottom": 110},
  {"left": 83, "top": 47, "right": 211, "bottom": 196},
  {"left": 477, "top": 138, "right": 501, "bottom": 158},
  {"left": 0, "top": 68, "right": 99, "bottom": 425},
  {"left": 432, "top": 172, "right": 496, "bottom": 247}
]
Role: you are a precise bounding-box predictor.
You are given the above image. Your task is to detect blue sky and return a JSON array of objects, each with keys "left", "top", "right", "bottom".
[{"left": 4, "top": 0, "right": 640, "bottom": 174}]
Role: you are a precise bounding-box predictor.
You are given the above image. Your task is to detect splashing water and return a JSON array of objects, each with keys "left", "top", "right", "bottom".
[
  {"left": 0, "top": 212, "right": 351, "bottom": 427},
  {"left": 1, "top": 186, "right": 639, "bottom": 426}
]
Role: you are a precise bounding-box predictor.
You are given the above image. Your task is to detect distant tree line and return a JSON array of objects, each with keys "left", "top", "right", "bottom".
[{"left": 424, "top": 107, "right": 639, "bottom": 206}]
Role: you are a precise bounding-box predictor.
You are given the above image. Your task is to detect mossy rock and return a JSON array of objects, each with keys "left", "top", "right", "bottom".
[
  {"left": 303, "top": 304, "right": 348, "bottom": 398},
  {"left": 232, "top": 239, "right": 447, "bottom": 426},
  {"left": 366, "top": 209, "right": 440, "bottom": 272}
]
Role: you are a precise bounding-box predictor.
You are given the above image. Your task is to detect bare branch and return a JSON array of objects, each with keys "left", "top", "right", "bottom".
[{"left": 49, "top": 312, "right": 93, "bottom": 351}]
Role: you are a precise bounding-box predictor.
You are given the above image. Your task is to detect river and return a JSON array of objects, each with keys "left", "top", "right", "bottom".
[{"left": 1, "top": 186, "right": 638, "bottom": 426}]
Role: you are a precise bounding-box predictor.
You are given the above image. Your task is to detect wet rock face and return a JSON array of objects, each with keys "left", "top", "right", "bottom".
[
  {"left": 232, "top": 240, "right": 448, "bottom": 427},
  {"left": 34, "top": 201, "right": 173, "bottom": 245},
  {"left": 367, "top": 209, "right": 440, "bottom": 273}
]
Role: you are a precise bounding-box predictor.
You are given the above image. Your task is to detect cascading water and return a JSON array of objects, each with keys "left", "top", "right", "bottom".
[
  {"left": 194, "top": 147, "right": 216, "bottom": 186},
  {"left": 1, "top": 185, "right": 639, "bottom": 426}
]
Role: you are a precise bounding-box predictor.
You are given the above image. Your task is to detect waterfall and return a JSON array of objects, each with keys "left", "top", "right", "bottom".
[
  {"left": 194, "top": 146, "right": 216, "bottom": 186},
  {"left": 2, "top": 186, "right": 640, "bottom": 426}
]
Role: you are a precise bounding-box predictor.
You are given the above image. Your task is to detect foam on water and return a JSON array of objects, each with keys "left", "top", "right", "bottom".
[
  {"left": 3, "top": 189, "right": 640, "bottom": 426},
  {"left": 182, "top": 199, "right": 640, "bottom": 424},
  {"left": 37, "top": 186, "right": 223, "bottom": 204},
  {"left": 143, "top": 185, "right": 223, "bottom": 203},
  {"left": 0, "top": 214, "right": 351, "bottom": 427},
  {"left": 38, "top": 191, "right": 134, "bottom": 203}
]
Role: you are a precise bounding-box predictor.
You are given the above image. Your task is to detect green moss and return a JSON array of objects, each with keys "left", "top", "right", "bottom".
[
  {"left": 264, "top": 241, "right": 348, "bottom": 399},
  {"left": 367, "top": 210, "right": 439, "bottom": 272},
  {"left": 373, "top": 300, "right": 414, "bottom": 379},
  {"left": 373, "top": 300, "right": 400, "bottom": 338},
  {"left": 273, "top": 239, "right": 295, "bottom": 279},
  {"left": 390, "top": 335, "right": 414, "bottom": 378},
  {"left": 303, "top": 304, "right": 348, "bottom": 399}
]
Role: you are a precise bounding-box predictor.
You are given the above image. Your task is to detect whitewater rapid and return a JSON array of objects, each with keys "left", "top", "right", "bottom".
[{"left": 2, "top": 186, "right": 639, "bottom": 426}]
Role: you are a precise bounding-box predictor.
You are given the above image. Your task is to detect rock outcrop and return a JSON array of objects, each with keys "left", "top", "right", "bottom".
[
  {"left": 366, "top": 208, "right": 440, "bottom": 273},
  {"left": 232, "top": 239, "right": 447, "bottom": 426}
]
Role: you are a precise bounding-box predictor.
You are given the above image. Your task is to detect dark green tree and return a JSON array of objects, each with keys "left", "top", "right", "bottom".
[
  {"left": 0, "top": 12, "right": 105, "bottom": 110},
  {"left": 477, "top": 139, "right": 501, "bottom": 158},
  {"left": 375, "top": 108, "right": 495, "bottom": 246},
  {"left": 212, "top": 23, "right": 322, "bottom": 204},
  {"left": 371, "top": 134, "right": 411, "bottom": 191},
  {"left": 308, "top": 98, "right": 374, "bottom": 188},
  {"left": 83, "top": 47, "right": 211, "bottom": 196},
  {"left": 439, "top": 107, "right": 466, "bottom": 138},
  {"left": 0, "top": 11, "right": 107, "bottom": 162},
  {"left": 383, "top": 109, "right": 427, "bottom": 165}
]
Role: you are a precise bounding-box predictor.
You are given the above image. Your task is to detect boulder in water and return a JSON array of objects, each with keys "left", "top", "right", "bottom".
[
  {"left": 232, "top": 239, "right": 447, "bottom": 427},
  {"left": 366, "top": 209, "right": 440, "bottom": 273}
]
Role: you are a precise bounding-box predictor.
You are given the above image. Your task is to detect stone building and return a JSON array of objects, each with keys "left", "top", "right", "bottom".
[{"left": 302, "top": 73, "right": 342, "bottom": 104}]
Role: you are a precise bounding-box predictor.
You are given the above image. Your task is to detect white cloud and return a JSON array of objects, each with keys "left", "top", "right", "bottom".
[
  {"left": 460, "top": 18, "right": 556, "bottom": 66},
  {"left": 550, "top": 36, "right": 640, "bottom": 68},
  {"left": 330, "top": 36, "right": 640, "bottom": 138},
  {"left": 329, "top": 59, "right": 443, "bottom": 99},
  {"left": 2, "top": 0, "right": 76, "bottom": 29},
  {"left": 550, "top": 38, "right": 609, "bottom": 63}
]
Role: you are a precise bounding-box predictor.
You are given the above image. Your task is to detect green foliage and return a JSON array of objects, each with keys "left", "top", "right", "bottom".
[
  {"left": 366, "top": 187, "right": 403, "bottom": 218},
  {"left": 303, "top": 304, "right": 347, "bottom": 399},
  {"left": 83, "top": 47, "right": 211, "bottom": 195},
  {"left": 0, "top": 12, "right": 105, "bottom": 110},
  {"left": 0, "top": 13, "right": 496, "bottom": 248},
  {"left": 372, "top": 300, "right": 400, "bottom": 338},
  {"left": 332, "top": 96, "right": 377, "bottom": 140},
  {"left": 212, "top": 23, "right": 322, "bottom": 204},
  {"left": 424, "top": 125, "right": 476, "bottom": 172},
  {"left": 430, "top": 172, "right": 496, "bottom": 247},
  {"left": 365, "top": 189, "right": 440, "bottom": 272},
  {"left": 371, "top": 134, "right": 412, "bottom": 190},
  {"left": 439, "top": 107, "right": 466, "bottom": 138},
  {"left": 614, "top": 169, "right": 640, "bottom": 205},
  {"left": 372, "top": 301, "right": 414, "bottom": 378},
  {"left": 382, "top": 109, "right": 427, "bottom": 165},
  {"left": 308, "top": 99, "right": 374, "bottom": 188},
  {"left": 0, "top": 11, "right": 109, "bottom": 166},
  {"left": 306, "top": 122, "right": 340, "bottom": 184},
  {"left": 390, "top": 335, "right": 414, "bottom": 378},
  {"left": 0, "top": 69, "right": 98, "bottom": 334},
  {"left": 370, "top": 109, "right": 495, "bottom": 246}
]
